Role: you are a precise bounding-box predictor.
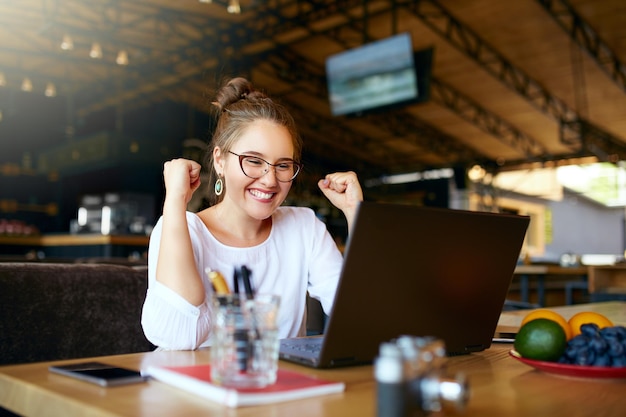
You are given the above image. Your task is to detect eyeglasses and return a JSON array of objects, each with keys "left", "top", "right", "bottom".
[{"left": 228, "top": 151, "right": 303, "bottom": 182}]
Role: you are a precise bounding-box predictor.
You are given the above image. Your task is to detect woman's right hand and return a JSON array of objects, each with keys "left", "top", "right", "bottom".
[
  {"left": 157, "top": 159, "right": 205, "bottom": 306},
  {"left": 163, "top": 158, "right": 202, "bottom": 205}
]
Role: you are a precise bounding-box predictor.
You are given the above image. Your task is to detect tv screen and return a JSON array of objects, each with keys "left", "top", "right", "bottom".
[{"left": 325, "top": 33, "right": 430, "bottom": 116}]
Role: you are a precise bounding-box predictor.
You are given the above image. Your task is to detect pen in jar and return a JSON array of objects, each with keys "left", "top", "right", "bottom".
[{"left": 240, "top": 265, "right": 255, "bottom": 300}]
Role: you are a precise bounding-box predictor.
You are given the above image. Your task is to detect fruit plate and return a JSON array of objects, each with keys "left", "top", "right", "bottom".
[{"left": 509, "top": 350, "right": 626, "bottom": 380}]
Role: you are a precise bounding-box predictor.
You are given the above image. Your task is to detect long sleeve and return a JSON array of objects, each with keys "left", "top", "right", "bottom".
[
  {"left": 141, "top": 208, "right": 343, "bottom": 350},
  {"left": 141, "top": 214, "right": 213, "bottom": 350}
]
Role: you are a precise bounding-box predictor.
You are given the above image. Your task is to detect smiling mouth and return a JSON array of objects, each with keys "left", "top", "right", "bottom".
[{"left": 249, "top": 189, "right": 275, "bottom": 200}]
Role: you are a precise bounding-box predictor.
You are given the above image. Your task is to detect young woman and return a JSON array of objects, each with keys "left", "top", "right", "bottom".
[{"left": 141, "top": 77, "right": 363, "bottom": 349}]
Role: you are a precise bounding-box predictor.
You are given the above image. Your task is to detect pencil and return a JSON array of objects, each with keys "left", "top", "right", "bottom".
[{"left": 205, "top": 268, "right": 230, "bottom": 294}]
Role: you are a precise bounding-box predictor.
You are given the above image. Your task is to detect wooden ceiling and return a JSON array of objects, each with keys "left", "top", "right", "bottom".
[{"left": 1, "top": 0, "right": 626, "bottom": 185}]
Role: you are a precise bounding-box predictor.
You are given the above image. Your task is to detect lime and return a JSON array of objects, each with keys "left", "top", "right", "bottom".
[
  {"left": 514, "top": 318, "right": 567, "bottom": 362},
  {"left": 520, "top": 309, "right": 572, "bottom": 340}
]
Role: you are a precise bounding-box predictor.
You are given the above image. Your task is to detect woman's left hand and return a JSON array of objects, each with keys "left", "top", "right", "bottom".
[{"left": 318, "top": 171, "right": 363, "bottom": 231}]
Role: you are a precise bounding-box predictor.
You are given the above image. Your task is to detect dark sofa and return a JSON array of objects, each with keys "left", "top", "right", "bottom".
[{"left": 0, "top": 262, "right": 154, "bottom": 366}]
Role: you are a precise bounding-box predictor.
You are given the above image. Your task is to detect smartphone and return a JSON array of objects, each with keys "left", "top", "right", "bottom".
[
  {"left": 49, "top": 361, "right": 149, "bottom": 387},
  {"left": 492, "top": 332, "right": 517, "bottom": 343}
]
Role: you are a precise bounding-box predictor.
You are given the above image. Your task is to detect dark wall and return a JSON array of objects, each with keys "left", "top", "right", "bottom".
[
  {"left": 0, "top": 91, "right": 67, "bottom": 163},
  {"left": 1, "top": 93, "right": 211, "bottom": 234}
]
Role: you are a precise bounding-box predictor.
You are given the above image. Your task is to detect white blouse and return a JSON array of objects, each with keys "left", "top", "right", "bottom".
[{"left": 141, "top": 206, "right": 343, "bottom": 350}]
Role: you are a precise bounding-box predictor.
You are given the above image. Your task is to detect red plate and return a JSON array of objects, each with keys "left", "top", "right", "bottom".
[{"left": 509, "top": 350, "right": 626, "bottom": 379}]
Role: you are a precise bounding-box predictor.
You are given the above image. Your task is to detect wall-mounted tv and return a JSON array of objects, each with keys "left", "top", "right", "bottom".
[{"left": 325, "top": 32, "right": 432, "bottom": 117}]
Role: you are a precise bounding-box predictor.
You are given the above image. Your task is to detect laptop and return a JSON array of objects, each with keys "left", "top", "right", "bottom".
[{"left": 279, "top": 201, "right": 530, "bottom": 368}]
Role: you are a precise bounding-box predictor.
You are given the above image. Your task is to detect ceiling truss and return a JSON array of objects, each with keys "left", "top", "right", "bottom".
[{"left": 1, "top": 0, "right": 626, "bottom": 183}]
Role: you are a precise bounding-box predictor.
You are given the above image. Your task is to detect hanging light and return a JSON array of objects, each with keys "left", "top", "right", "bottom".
[
  {"left": 468, "top": 164, "right": 486, "bottom": 182},
  {"left": 60, "top": 34, "right": 74, "bottom": 51},
  {"left": 45, "top": 82, "right": 57, "bottom": 97},
  {"left": 198, "top": 0, "right": 212, "bottom": 3},
  {"left": 227, "top": 0, "right": 240, "bottom": 14},
  {"left": 0, "top": 72, "right": 5, "bottom": 87},
  {"left": 21, "top": 77, "right": 33, "bottom": 92},
  {"left": 89, "top": 42, "right": 103, "bottom": 59},
  {"left": 116, "top": 50, "right": 129, "bottom": 65}
]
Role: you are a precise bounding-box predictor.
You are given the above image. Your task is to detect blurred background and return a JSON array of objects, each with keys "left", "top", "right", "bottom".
[{"left": 1, "top": 0, "right": 625, "bottom": 263}]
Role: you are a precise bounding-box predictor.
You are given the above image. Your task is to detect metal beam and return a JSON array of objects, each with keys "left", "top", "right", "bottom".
[
  {"left": 561, "top": 119, "right": 626, "bottom": 162},
  {"left": 405, "top": 0, "right": 626, "bottom": 162},
  {"left": 429, "top": 77, "right": 547, "bottom": 157},
  {"left": 404, "top": 1, "right": 576, "bottom": 127},
  {"left": 537, "top": 0, "right": 626, "bottom": 94}
]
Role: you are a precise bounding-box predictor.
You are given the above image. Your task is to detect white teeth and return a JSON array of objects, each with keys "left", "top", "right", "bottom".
[{"left": 250, "top": 190, "right": 273, "bottom": 199}]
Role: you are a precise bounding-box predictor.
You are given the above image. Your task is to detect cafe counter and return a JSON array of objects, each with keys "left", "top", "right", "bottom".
[{"left": 0, "top": 234, "right": 149, "bottom": 259}]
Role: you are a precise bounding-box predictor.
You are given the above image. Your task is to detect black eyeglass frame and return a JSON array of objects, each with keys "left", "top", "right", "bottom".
[{"left": 228, "top": 151, "right": 303, "bottom": 182}]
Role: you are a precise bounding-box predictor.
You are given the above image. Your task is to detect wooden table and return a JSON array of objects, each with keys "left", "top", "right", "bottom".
[
  {"left": 513, "top": 264, "right": 589, "bottom": 306},
  {"left": 0, "top": 234, "right": 149, "bottom": 258},
  {"left": 588, "top": 264, "right": 626, "bottom": 295},
  {"left": 0, "top": 235, "right": 150, "bottom": 247},
  {"left": 2, "top": 302, "right": 626, "bottom": 417}
]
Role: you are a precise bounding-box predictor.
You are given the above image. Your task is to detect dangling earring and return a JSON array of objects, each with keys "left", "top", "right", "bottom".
[{"left": 214, "top": 176, "right": 224, "bottom": 196}]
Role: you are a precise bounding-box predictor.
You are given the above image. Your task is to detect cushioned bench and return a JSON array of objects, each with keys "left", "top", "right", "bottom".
[{"left": 0, "top": 262, "right": 154, "bottom": 366}]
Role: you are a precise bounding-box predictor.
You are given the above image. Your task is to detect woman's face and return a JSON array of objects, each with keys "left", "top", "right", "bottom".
[{"left": 216, "top": 119, "right": 296, "bottom": 220}]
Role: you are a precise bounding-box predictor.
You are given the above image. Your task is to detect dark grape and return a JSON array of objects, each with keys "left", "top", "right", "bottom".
[
  {"left": 569, "top": 334, "right": 589, "bottom": 347},
  {"left": 574, "top": 348, "right": 596, "bottom": 366},
  {"left": 588, "top": 335, "right": 608, "bottom": 354},
  {"left": 600, "top": 326, "right": 620, "bottom": 341},
  {"left": 557, "top": 325, "right": 626, "bottom": 368},
  {"left": 611, "top": 356, "right": 626, "bottom": 367},
  {"left": 607, "top": 339, "right": 624, "bottom": 357},
  {"left": 593, "top": 353, "right": 611, "bottom": 367},
  {"left": 563, "top": 344, "right": 579, "bottom": 361},
  {"left": 580, "top": 323, "right": 599, "bottom": 338}
]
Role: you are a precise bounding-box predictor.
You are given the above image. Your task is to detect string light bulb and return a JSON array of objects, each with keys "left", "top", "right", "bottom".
[
  {"left": 89, "top": 42, "right": 103, "bottom": 59},
  {"left": 45, "top": 82, "right": 57, "bottom": 97},
  {"left": 116, "top": 50, "right": 129, "bottom": 65},
  {"left": 21, "top": 77, "right": 33, "bottom": 92},
  {"left": 227, "top": 0, "right": 240, "bottom": 14},
  {"left": 60, "top": 34, "right": 74, "bottom": 51}
]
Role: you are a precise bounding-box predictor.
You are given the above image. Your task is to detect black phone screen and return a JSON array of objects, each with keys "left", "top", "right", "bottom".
[{"left": 49, "top": 362, "right": 148, "bottom": 386}]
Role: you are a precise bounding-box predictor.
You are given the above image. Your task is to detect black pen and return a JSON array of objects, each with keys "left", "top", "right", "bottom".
[
  {"left": 239, "top": 265, "right": 259, "bottom": 368},
  {"left": 240, "top": 265, "right": 254, "bottom": 300},
  {"left": 232, "top": 266, "right": 240, "bottom": 295}
]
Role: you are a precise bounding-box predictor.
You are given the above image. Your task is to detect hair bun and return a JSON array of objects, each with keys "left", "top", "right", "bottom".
[{"left": 213, "top": 77, "right": 262, "bottom": 111}]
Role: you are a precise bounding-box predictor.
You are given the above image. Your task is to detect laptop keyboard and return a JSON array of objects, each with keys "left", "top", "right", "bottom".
[
  {"left": 281, "top": 337, "right": 324, "bottom": 354},
  {"left": 291, "top": 342, "right": 322, "bottom": 353}
]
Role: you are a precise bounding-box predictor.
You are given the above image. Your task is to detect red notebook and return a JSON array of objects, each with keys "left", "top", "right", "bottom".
[{"left": 146, "top": 364, "right": 345, "bottom": 408}]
